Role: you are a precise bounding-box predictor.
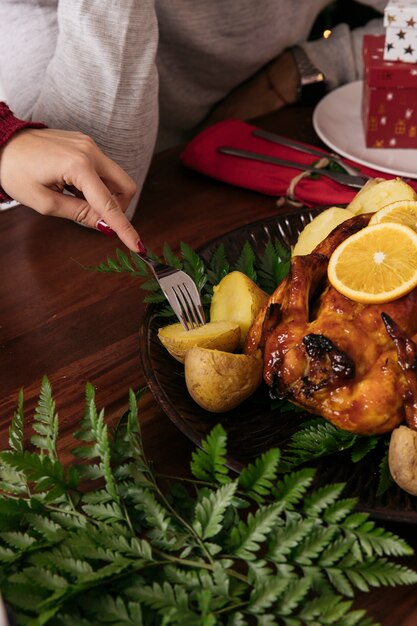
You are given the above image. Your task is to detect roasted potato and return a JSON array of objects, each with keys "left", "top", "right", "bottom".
[
  {"left": 388, "top": 425, "right": 417, "bottom": 496},
  {"left": 347, "top": 177, "right": 417, "bottom": 215},
  {"left": 292, "top": 206, "right": 354, "bottom": 256},
  {"left": 210, "top": 271, "right": 268, "bottom": 346},
  {"left": 158, "top": 320, "right": 241, "bottom": 363},
  {"left": 184, "top": 346, "right": 263, "bottom": 412}
]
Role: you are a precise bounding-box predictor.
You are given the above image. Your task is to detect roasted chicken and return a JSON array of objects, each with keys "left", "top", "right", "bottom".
[{"left": 245, "top": 214, "right": 417, "bottom": 435}]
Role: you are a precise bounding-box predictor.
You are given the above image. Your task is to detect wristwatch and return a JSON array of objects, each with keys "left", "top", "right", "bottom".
[{"left": 290, "top": 45, "right": 326, "bottom": 105}]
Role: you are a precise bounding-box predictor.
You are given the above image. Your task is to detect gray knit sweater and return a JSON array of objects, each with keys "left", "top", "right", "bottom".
[{"left": 0, "top": 1, "right": 386, "bottom": 213}]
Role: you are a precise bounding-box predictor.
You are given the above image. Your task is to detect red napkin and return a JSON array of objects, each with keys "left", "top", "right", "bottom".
[{"left": 180, "top": 119, "right": 417, "bottom": 206}]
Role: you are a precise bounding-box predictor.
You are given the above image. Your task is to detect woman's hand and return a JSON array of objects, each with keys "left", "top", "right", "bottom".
[{"left": 0, "top": 127, "right": 141, "bottom": 251}]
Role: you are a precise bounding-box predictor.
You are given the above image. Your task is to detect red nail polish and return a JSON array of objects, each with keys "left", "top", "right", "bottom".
[
  {"left": 136, "top": 239, "right": 147, "bottom": 255},
  {"left": 96, "top": 220, "right": 115, "bottom": 236}
]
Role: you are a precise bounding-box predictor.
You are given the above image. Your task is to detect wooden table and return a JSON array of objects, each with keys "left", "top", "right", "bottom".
[{"left": 1, "top": 105, "right": 417, "bottom": 625}]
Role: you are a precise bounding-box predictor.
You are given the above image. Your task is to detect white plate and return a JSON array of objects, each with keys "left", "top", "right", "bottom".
[{"left": 313, "top": 80, "right": 417, "bottom": 179}]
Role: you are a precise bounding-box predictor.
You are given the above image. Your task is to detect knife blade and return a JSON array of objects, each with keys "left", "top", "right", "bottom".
[
  {"left": 252, "top": 128, "right": 365, "bottom": 178},
  {"left": 217, "top": 146, "right": 369, "bottom": 189}
]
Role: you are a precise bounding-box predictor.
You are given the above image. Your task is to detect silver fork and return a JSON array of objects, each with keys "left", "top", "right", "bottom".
[
  {"left": 137, "top": 252, "right": 205, "bottom": 330},
  {"left": 252, "top": 128, "right": 364, "bottom": 178}
]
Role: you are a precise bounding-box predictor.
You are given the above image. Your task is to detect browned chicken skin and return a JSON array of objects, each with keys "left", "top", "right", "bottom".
[{"left": 245, "top": 214, "right": 417, "bottom": 435}]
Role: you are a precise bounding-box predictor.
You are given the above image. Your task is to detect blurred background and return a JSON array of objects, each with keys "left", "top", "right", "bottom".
[{"left": 310, "top": 0, "right": 382, "bottom": 39}]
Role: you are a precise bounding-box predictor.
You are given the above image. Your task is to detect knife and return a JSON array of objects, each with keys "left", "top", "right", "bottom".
[
  {"left": 252, "top": 128, "right": 364, "bottom": 178},
  {"left": 217, "top": 146, "right": 369, "bottom": 189}
]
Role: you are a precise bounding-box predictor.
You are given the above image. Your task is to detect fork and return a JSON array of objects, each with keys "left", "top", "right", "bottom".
[
  {"left": 137, "top": 251, "right": 205, "bottom": 330},
  {"left": 252, "top": 128, "right": 364, "bottom": 178}
]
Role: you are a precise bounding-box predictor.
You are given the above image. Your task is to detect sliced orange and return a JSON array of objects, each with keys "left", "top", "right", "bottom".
[
  {"left": 368, "top": 199, "right": 417, "bottom": 233},
  {"left": 327, "top": 222, "right": 417, "bottom": 303}
]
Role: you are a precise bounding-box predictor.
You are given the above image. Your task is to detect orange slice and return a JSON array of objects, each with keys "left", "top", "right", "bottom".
[
  {"left": 368, "top": 199, "right": 417, "bottom": 233},
  {"left": 327, "top": 222, "right": 417, "bottom": 303}
]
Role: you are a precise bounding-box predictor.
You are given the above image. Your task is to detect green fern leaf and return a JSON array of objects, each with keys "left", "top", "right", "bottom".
[
  {"left": 193, "top": 482, "right": 237, "bottom": 539},
  {"left": 134, "top": 581, "right": 176, "bottom": 611},
  {"left": 82, "top": 501, "right": 124, "bottom": 523},
  {"left": 342, "top": 517, "right": 414, "bottom": 557},
  {"left": 376, "top": 446, "right": 393, "bottom": 497},
  {"left": 257, "top": 239, "right": 290, "bottom": 294},
  {"left": 267, "top": 514, "right": 315, "bottom": 562},
  {"left": 291, "top": 525, "right": 337, "bottom": 566},
  {"left": 319, "top": 536, "right": 356, "bottom": 568},
  {"left": 163, "top": 243, "right": 182, "bottom": 269},
  {"left": 274, "top": 576, "right": 311, "bottom": 616},
  {"left": 233, "top": 242, "right": 257, "bottom": 282},
  {"left": 303, "top": 483, "right": 346, "bottom": 518},
  {"left": 325, "top": 568, "right": 354, "bottom": 597},
  {"left": 0, "top": 451, "right": 69, "bottom": 499},
  {"left": 31, "top": 376, "right": 58, "bottom": 458},
  {"left": 205, "top": 244, "right": 230, "bottom": 286},
  {"left": 115, "top": 249, "right": 135, "bottom": 272},
  {"left": 279, "top": 419, "right": 359, "bottom": 472},
  {"left": 9, "top": 388, "right": 24, "bottom": 452},
  {"left": 350, "top": 436, "right": 379, "bottom": 463},
  {"left": 322, "top": 499, "right": 358, "bottom": 525},
  {"left": 229, "top": 502, "right": 283, "bottom": 560},
  {"left": 26, "top": 513, "right": 65, "bottom": 541},
  {"left": 84, "top": 593, "right": 144, "bottom": 625},
  {"left": 181, "top": 242, "right": 207, "bottom": 292},
  {"left": 238, "top": 448, "right": 280, "bottom": 502},
  {"left": 191, "top": 424, "right": 230, "bottom": 484},
  {"left": 248, "top": 576, "right": 292, "bottom": 613},
  {"left": 273, "top": 468, "right": 315, "bottom": 509}
]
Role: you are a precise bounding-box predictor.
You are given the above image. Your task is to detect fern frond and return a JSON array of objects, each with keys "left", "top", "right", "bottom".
[
  {"left": 228, "top": 502, "right": 283, "bottom": 560},
  {"left": 180, "top": 242, "right": 207, "bottom": 292},
  {"left": 193, "top": 482, "right": 237, "bottom": 540},
  {"left": 238, "top": 448, "right": 280, "bottom": 502},
  {"left": 0, "top": 451, "right": 73, "bottom": 500},
  {"left": 303, "top": 483, "right": 346, "bottom": 518},
  {"left": 31, "top": 376, "right": 58, "bottom": 459},
  {"left": 257, "top": 239, "right": 290, "bottom": 294},
  {"left": 233, "top": 242, "right": 257, "bottom": 282},
  {"left": 267, "top": 514, "right": 315, "bottom": 562},
  {"left": 9, "top": 388, "right": 24, "bottom": 452},
  {"left": 83, "top": 594, "right": 144, "bottom": 625},
  {"left": 191, "top": 424, "right": 230, "bottom": 484},
  {"left": 205, "top": 244, "right": 230, "bottom": 286},
  {"left": 273, "top": 468, "right": 315, "bottom": 509},
  {"left": 247, "top": 575, "right": 292, "bottom": 613}
]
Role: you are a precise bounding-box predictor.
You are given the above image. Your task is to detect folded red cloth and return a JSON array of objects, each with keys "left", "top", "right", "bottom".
[{"left": 180, "top": 119, "right": 417, "bottom": 206}]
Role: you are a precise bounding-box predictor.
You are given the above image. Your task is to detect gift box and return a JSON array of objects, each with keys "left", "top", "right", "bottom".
[
  {"left": 362, "top": 35, "right": 417, "bottom": 148},
  {"left": 384, "top": 0, "right": 417, "bottom": 63}
]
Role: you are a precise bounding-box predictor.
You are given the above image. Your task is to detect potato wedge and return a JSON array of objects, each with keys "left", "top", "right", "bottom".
[
  {"left": 292, "top": 206, "right": 354, "bottom": 256},
  {"left": 158, "top": 320, "right": 240, "bottom": 363},
  {"left": 185, "top": 346, "right": 263, "bottom": 412},
  {"left": 388, "top": 425, "right": 417, "bottom": 496},
  {"left": 347, "top": 177, "right": 417, "bottom": 215},
  {"left": 210, "top": 271, "right": 268, "bottom": 346}
]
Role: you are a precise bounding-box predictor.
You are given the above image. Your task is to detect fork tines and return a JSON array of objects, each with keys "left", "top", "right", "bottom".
[{"left": 171, "top": 281, "right": 205, "bottom": 330}]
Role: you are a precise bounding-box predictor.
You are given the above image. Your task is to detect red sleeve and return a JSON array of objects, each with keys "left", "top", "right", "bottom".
[{"left": 0, "top": 102, "right": 47, "bottom": 202}]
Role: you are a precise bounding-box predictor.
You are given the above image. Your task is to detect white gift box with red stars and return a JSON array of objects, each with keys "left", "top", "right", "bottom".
[
  {"left": 384, "top": 0, "right": 417, "bottom": 62},
  {"left": 363, "top": 34, "right": 417, "bottom": 148}
]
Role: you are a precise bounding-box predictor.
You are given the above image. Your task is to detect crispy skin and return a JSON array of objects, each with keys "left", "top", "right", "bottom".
[{"left": 246, "top": 213, "right": 417, "bottom": 435}]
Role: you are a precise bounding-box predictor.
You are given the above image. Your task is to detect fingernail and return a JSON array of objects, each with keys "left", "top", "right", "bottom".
[
  {"left": 96, "top": 220, "right": 115, "bottom": 236},
  {"left": 136, "top": 239, "right": 147, "bottom": 255}
]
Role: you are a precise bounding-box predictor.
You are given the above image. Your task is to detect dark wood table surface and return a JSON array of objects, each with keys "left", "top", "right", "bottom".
[{"left": 1, "top": 105, "right": 417, "bottom": 625}]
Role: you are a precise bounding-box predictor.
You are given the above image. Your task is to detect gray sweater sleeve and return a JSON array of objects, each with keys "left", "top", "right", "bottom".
[
  {"left": 302, "top": 17, "right": 385, "bottom": 90},
  {"left": 0, "top": 0, "right": 159, "bottom": 218}
]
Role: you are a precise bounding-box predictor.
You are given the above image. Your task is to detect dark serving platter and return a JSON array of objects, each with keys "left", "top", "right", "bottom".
[{"left": 139, "top": 207, "right": 417, "bottom": 523}]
